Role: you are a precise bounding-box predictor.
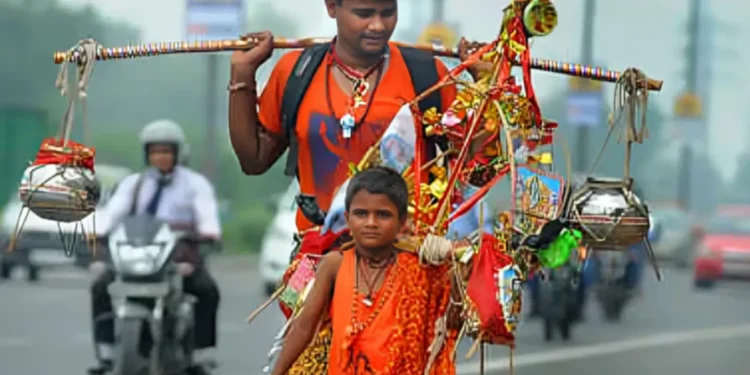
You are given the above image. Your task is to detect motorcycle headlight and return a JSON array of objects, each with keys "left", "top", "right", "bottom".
[{"left": 115, "top": 244, "right": 164, "bottom": 275}]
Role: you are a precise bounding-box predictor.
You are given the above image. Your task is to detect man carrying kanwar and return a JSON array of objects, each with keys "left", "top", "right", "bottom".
[{"left": 228, "top": 0, "right": 490, "bottom": 262}]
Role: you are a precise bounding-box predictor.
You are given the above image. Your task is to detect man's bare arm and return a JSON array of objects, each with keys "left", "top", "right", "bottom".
[{"left": 228, "top": 67, "right": 289, "bottom": 175}]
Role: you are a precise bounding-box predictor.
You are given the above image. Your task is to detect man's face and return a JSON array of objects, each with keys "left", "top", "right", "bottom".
[
  {"left": 147, "top": 143, "right": 176, "bottom": 172},
  {"left": 345, "top": 190, "right": 404, "bottom": 251},
  {"left": 326, "top": 0, "right": 398, "bottom": 57}
]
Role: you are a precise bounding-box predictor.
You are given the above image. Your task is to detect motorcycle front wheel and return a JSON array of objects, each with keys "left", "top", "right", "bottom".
[
  {"left": 113, "top": 319, "right": 148, "bottom": 375},
  {"left": 599, "top": 292, "right": 626, "bottom": 321}
]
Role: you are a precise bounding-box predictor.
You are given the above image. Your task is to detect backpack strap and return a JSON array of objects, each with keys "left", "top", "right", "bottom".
[
  {"left": 281, "top": 43, "right": 331, "bottom": 177},
  {"left": 396, "top": 46, "right": 447, "bottom": 160},
  {"left": 397, "top": 46, "right": 442, "bottom": 114}
]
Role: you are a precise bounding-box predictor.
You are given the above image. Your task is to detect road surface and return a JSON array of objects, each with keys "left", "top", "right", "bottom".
[{"left": 0, "top": 257, "right": 747, "bottom": 375}]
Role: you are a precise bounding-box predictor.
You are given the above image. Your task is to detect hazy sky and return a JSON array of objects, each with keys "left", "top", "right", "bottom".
[{"left": 60, "top": 0, "right": 748, "bottom": 176}]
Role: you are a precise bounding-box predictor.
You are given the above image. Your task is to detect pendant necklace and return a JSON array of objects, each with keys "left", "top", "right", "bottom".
[
  {"left": 327, "top": 44, "right": 386, "bottom": 139},
  {"left": 355, "top": 251, "right": 393, "bottom": 306}
]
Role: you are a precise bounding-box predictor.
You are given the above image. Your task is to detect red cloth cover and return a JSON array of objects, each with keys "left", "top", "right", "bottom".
[
  {"left": 32, "top": 137, "right": 95, "bottom": 171},
  {"left": 465, "top": 233, "right": 516, "bottom": 344}
]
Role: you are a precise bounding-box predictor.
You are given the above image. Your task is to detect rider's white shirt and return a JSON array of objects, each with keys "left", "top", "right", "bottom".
[{"left": 96, "top": 166, "right": 221, "bottom": 237}]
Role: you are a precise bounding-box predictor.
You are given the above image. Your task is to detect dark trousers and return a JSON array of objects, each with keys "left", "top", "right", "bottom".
[
  {"left": 528, "top": 272, "right": 588, "bottom": 314},
  {"left": 623, "top": 260, "right": 641, "bottom": 289},
  {"left": 91, "top": 267, "right": 220, "bottom": 349}
]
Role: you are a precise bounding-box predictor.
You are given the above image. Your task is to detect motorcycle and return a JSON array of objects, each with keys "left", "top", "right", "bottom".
[
  {"left": 593, "top": 250, "right": 632, "bottom": 321},
  {"left": 539, "top": 260, "right": 581, "bottom": 341},
  {"left": 94, "top": 215, "right": 218, "bottom": 375},
  {"left": 591, "top": 213, "right": 657, "bottom": 322}
]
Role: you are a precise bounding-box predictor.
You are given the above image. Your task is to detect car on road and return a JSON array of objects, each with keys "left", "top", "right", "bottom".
[
  {"left": 650, "top": 206, "right": 696, "bottom": 268},
  {"left": 258, "top": 181, "right": 298, "bottom": 296},
  {"left": 693, "top": 211, "right": 750, "bottom": 288},
  {"left": 0, "top": 164, "right": 132, "bottom": 270}
]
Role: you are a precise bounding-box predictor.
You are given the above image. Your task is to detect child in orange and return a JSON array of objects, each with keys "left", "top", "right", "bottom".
[{"left": 270, "top": 166, "right": 460, "bottom": 375}]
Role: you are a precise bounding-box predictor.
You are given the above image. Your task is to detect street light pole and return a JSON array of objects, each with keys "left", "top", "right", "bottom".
[
  {"left": 675, "top": 0, "right": 702, "bottom": 212},
  {"left": 433, "top": 0, "right": 444, "bottom": 22},
  {"left": 575, "top": 0, "right": 596, "bottom": 173}
]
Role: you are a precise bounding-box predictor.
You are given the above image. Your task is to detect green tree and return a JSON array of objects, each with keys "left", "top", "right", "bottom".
[
  {"left": 0, "top": 1, "right": 139, "bottom": 117},
  {"left": 0, "top": 0, "right": 219, "bottom": 134}
]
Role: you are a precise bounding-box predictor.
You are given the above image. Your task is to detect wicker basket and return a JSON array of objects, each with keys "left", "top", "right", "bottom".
[{"left": 566, "top": 177, "right": 650, "bottom": 251}]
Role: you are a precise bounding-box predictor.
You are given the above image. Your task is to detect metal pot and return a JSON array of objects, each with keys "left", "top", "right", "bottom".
[
  {"left": 566, "top": 177, "right": 650, "bottom": 251},
  {"left": 18, "top": 164, "right": 100, "bottom": 222}
]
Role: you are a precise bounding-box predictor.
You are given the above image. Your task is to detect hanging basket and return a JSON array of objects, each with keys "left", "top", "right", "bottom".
[
  {"left": 566, "top": 176, "right": 650, "bottom": 251},
  {"left": 18, "top": 137, "right": 100, "bottom": 223}
]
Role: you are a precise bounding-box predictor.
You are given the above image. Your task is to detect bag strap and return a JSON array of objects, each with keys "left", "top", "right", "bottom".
[
  {"left": 129, "top": 173, "right": 146, "bottom": 216},
  {"left": 281, "top": 43, "right": 331, "bottom": 177},
  {"left": 397, "top": 46, "right": 442, "bottom": 115}
]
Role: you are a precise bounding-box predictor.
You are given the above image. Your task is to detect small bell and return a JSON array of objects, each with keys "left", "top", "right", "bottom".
[
  {"left": 539, "top": 152, "right": 553, "bottom": 164},
  {"left": 340, "top": 113, "right": 355, "bottom": 138}
]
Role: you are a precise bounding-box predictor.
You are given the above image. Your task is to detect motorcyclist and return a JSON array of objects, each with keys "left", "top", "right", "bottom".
[
  {"left": 527, "top": 245, "right": 593, "bottom": 320},
  {"left": 87, "top": 119, "right": 221, "bottom": 375}
]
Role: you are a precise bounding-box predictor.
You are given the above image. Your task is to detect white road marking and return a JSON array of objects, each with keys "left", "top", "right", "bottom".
[
  {"left": 456, "top": 323, "right": 750, "bottom": 374},
  {"left": 7, "top": 322, "right": 750, "bottom": 367}
]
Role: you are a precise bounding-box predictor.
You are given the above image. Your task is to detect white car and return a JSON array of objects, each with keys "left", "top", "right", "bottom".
[
  {"left": 258, "top": 181, "right": 298, "bottom": 296},
  {"left": 1, "top": 164, "right": 132, "bottom": 268},
  {"left": 650, "top": 207, "right": 696, "bottom": 268}
]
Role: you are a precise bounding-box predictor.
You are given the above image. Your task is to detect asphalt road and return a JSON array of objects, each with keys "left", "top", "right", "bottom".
[{"left": 1, "top": 257, "right": 748, "bottom": 375}]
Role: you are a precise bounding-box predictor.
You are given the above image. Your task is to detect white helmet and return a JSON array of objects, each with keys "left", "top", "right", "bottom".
[{"left": 139, "top": 119, "right": 190, "bottom": 164}]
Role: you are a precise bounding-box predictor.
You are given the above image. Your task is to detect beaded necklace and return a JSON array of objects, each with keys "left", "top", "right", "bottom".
[{"left": 342, "top": 251, "right": 398, "bottom": 362}]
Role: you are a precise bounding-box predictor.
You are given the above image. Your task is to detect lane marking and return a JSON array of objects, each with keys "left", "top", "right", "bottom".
[
  {"left": 456, "top": 323, "right": 750, "bottom": 374},
  {"left": 8, "top": 322, "right": 750, "bottom": 367}
]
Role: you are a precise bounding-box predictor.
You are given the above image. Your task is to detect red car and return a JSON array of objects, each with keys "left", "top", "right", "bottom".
[{"left": 693, "top": 213, "right": 750, "bottom": 288}]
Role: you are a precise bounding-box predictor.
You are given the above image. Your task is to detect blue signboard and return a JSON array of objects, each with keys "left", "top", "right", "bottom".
[
  {"left": 185, "top": 0, "right": 246, "bottom": 41},
  {"left": 566, "top": 91, "right": 602, "bottom": 127}
]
